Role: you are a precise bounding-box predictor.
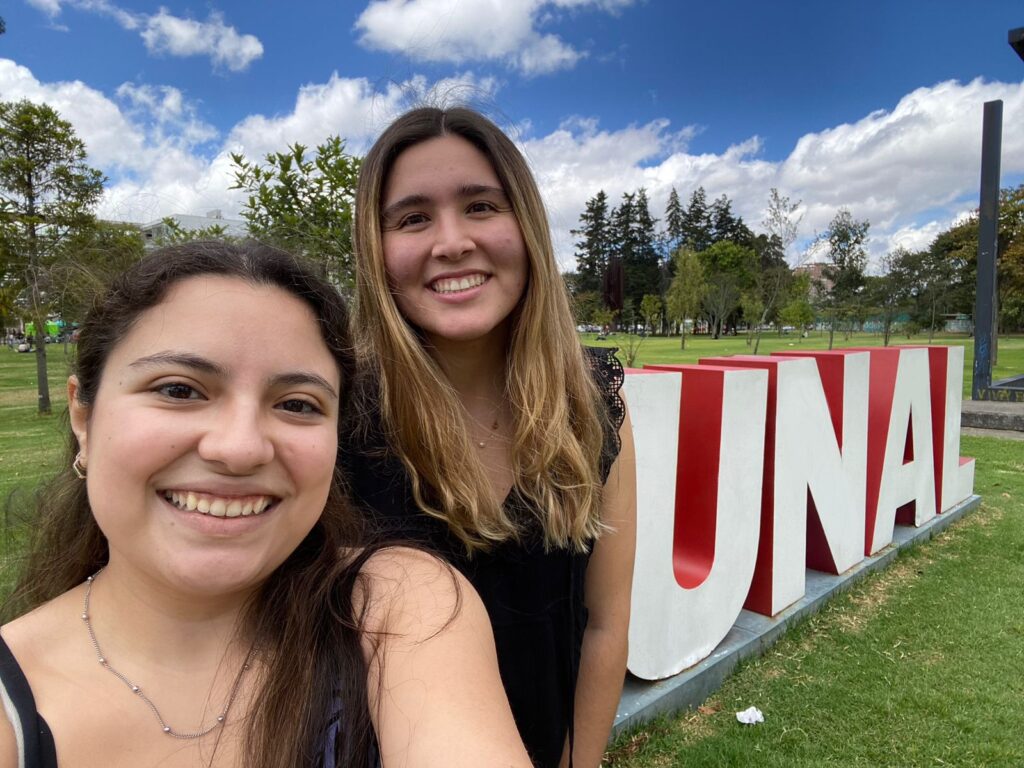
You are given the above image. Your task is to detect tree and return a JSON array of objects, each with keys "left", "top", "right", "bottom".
[
  {"left": 740, "top": 289, "right": 764, "bottom": 347},
  {"left": 761, "top": 188, "right": 803, "bottom": 264},
  {"left": 0, "top": 99, "right": 105, "bottom": 413},
  {"left": 679, "top": 187, "right": 713, "bottom": 252},
  {"left": 231, "top": 136, "right": 360, "bottom": 288},
  {"left": 820, "top": 209, "right": 869, "bottom": 349},
  {"left": 571, "top": 190, "right": 612, "bottom": 294},
  {"left": 709, "top": 194, "right": 753, "bottom": 247},
  {"left": 664, "top": 186, "right": 685, "bottom": 258},
  {"left": 609, "top": 189, "right": 660, "bottom": 315},
  {"left": 153, "top": 216, "right": 230, "bottom": 245},
  {"left": 779, "top": 272, "right": 815, "bottom": 340},
  {"left": 571, "top": 289, "right": 602, "bottom": 326},
  {"left": 53, "top": 222, "right": 145, "bottom": 327},
  {"left": 665, "top": 248, "right": 705, "bottom": 348},
  {"left": 639, "top": 293, "right": 662, "bottom": 334},
  {"left": 702, "top": 272, "right": 741, "bottom": 340}
]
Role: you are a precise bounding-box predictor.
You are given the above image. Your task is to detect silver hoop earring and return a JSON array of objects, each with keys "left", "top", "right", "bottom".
[{"left": 73, "top": 453, "right": 87, "bottom": 480}]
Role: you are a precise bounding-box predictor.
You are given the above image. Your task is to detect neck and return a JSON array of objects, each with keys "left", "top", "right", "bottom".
[
  {"left": 426, "top": 328, "right": 510, "bottom": 404},
  {"left": 89, "top": 558, "right": 254, "bottom": 675}
]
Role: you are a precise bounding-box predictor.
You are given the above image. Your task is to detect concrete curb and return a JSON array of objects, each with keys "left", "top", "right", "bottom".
[{"left": 612, "top": 494, "right": 983, "bottom": 736}]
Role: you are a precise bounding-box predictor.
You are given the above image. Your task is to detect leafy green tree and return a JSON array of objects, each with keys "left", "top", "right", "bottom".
[
  {"left": 740, "top": 289, "right": 765, "bottom": 347},
  {"left": 571, "top": 190, "right": 612, "bottom": 295},
  {"left": 779, "top": 272, "right": 815, "bottom": 340},
  {"left": 231, "top": 136, "right": 360, "bottom": 288},
  {"left": 53, "top": 222, "right": 145, "bottom": 326},
  {"left": 820, "top": 209, "right": 869, "bottom": 349},
  {"left": 571, "top": 289, "right": 602, "bottom": 326},
  {"left": 153, "top": 217, "right": 230, "bottom": 245},
  {"left": 665, "top": 248, "right": 705, "bottom": 348},
  {"left": 698, "top": 240, "right": 757, "bottom": 339},
  {"left": 639, "top": 293, "right": 662, "bottom": 334},
  {"left": 0, "top": 99, "right": 104, "bottom": 413}
]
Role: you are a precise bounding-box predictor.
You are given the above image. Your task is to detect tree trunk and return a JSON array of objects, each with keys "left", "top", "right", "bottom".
[
  {"left": 828, "top": 313, "right": 835, "bottom": 351},
  {"left": 34, "top": 325, "right": 51, "bottom": 414}
]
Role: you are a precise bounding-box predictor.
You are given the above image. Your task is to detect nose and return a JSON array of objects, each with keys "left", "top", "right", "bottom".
[
  {"left": 197, "top": 399, "right": 274, "bottom": 473},
  {"left": 430, "top": 211, "right": 475, "bottom": 261}
]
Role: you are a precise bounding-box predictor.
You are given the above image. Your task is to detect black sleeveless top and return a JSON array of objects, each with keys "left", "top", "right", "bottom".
[
  {"left": 340, "top": 348, "right": 625, "bottom": 768},
  {"left": 0, "top": 636, "right": 58, "bottom": 768}
]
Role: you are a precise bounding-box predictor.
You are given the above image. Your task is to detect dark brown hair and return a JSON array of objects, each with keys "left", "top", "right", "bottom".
[{"left": 6, "top": 240, "right": 377, "bottom": 768}]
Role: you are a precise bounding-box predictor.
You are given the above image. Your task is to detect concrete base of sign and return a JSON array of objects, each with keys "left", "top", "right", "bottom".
[{"left": 612, "top": 493, "right": 982, "bottom": 737}]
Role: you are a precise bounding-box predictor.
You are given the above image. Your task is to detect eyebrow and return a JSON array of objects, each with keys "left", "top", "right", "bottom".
[
  {"left": 380, "top": 184, "right": 509, "bottom": 221},
  {"left": 130, "top": 352, "right": 338, "bottom": 400}
]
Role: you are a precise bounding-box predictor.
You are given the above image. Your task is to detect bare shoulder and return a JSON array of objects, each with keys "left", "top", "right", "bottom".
[
  {"left": 356, "top": 547, "right": 483, "bottom": 644},
  {"left": 0, "top": 591, "right": 81, "bottom": 768},
  {"left": 1, "top": 588, "right": 81, "bottom": 666}
]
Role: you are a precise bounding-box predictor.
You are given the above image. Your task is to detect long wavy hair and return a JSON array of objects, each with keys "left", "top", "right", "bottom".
[
  {"left": 352, "top": 106, "right": 607, "bottom": 553},
  {"left": 5, "top": 241, "right": 377, "bottom": 768}
]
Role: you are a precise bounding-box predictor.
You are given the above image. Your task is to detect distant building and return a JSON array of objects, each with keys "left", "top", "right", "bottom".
[
  {"left": 139, "top": 210, "right": 248, "bottom": 246},
  {"left": 943, "top": 313, "right": 972, "bottom": 334},
  {"left": 793, "top": 262, "right": 833, "bottom": 299}
]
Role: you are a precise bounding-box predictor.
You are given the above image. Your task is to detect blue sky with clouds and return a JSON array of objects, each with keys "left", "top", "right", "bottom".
[{"left": 3, "top": 0, "right": 1023, "bottom": 268}]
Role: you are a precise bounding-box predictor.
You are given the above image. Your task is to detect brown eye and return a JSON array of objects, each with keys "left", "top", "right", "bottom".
[
  {"left": 158, "top": 383, "right": 202, "bottom": 400},
  {"left": 278, "top": 399, "right": 322, "bottom": 416}
]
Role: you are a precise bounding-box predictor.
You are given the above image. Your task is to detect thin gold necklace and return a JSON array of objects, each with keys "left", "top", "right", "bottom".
[{"left": 82, "top": 570, "right": 253, "bottom": 739}]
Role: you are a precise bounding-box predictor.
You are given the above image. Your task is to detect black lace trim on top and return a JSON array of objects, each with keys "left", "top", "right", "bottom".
[{"left": 583, "top": 346, "right": 625, "bottom": 483}]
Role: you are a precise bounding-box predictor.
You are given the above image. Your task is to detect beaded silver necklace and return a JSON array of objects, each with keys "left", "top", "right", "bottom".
[{"left": 82, "top": 570, "right": 253, "bottom": 739}]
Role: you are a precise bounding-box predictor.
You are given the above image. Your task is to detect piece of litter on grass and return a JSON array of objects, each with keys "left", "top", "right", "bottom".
[{"left": 735, "top": 706, "right": 764, "bottom": 725}]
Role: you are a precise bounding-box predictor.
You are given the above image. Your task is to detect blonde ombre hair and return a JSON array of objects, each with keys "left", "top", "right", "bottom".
[{"left": 353, "top": 107, "right": 608, "bottom": 553}]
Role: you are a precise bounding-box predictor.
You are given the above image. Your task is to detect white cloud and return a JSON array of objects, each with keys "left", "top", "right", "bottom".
[
  {"left": 141, "top": 9, "right": 263, "bottom": 72},
  {"left": 23, "top": 1, "right": 262, "bottom": 72},
  {"left": 4, "top": 54, "right": 1022, "bottom": 276},
  {"left": 115, "top": 82, "right": 218, "bottom": 147},
  {"left": 526, "top": 78, "right": 1024, "bottom": 269},
  {"left": 354, "top": 0, "right": 635, "bottom": 75},
  {"left": 25, "top": 0, "right": 63, "bottom": 18}
]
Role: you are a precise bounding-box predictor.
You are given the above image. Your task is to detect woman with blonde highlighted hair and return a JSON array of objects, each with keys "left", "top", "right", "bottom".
[{"left": 343, "top": 107, "right": 637, "bottom": 767}]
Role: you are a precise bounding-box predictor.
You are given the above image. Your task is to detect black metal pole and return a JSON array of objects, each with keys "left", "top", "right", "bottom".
[{"left": 972, "top": 100, "right": 1002, "bottom": 400}]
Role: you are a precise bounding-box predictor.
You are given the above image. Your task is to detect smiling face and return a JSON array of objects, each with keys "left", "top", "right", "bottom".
[
  {"left": 69, "top": 275, "right": 341, "bottom": 600},
  {"left": 380, "top": 134, "right": 529, "bottom": 350}
]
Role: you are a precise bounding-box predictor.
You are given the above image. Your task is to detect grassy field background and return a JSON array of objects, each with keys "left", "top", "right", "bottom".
[{"left": 1, "top": 335, "right": 1023, "bottom": 766}]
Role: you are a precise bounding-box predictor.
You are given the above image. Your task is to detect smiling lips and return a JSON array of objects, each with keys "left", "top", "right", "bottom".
[
  {"left": 162, "top": 490, "right": 277, "bottom": 518},
  {"left": 430, "top": 273, "right": 488, "bottom": 294}
]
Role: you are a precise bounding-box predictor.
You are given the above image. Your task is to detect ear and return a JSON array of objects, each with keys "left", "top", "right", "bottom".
[{"left": 68, "top": 376, "right": 89, "bottom": 460}]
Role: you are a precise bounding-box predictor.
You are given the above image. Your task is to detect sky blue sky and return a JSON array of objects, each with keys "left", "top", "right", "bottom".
[{"left": 3, "top": 0, "right": 1023, "bottom": 268}]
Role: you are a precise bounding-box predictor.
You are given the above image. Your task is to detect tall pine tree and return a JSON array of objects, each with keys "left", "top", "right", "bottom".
[
  {"left": 680, "top": 187, "right": 713, "bottom": 252},
  {"left": 570, "top": 190, "right": 612, "bottom": 294}
]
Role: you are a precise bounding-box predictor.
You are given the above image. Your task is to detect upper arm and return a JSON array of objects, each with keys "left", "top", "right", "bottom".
[
  {"left": 585, "top": 402, "right": 637, "bottom": 628},
  {"left": 359, "top": 548, "right": 531, "bottom": 768}
]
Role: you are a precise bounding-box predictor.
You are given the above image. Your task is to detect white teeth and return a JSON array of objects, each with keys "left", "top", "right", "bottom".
[
  {"left": 432, "top": 274, "right": 486, "bottom": 294},
  {"left": 164, "top": 491, "right": 275, "bottom": 518}
]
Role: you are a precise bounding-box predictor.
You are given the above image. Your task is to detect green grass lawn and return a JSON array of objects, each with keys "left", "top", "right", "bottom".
[
  {"left": 0, "top": 347, "right": 74, "bottom": 501},
  {"left": 586, "top": 331, "right": 1024, "bottom": 399}
]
